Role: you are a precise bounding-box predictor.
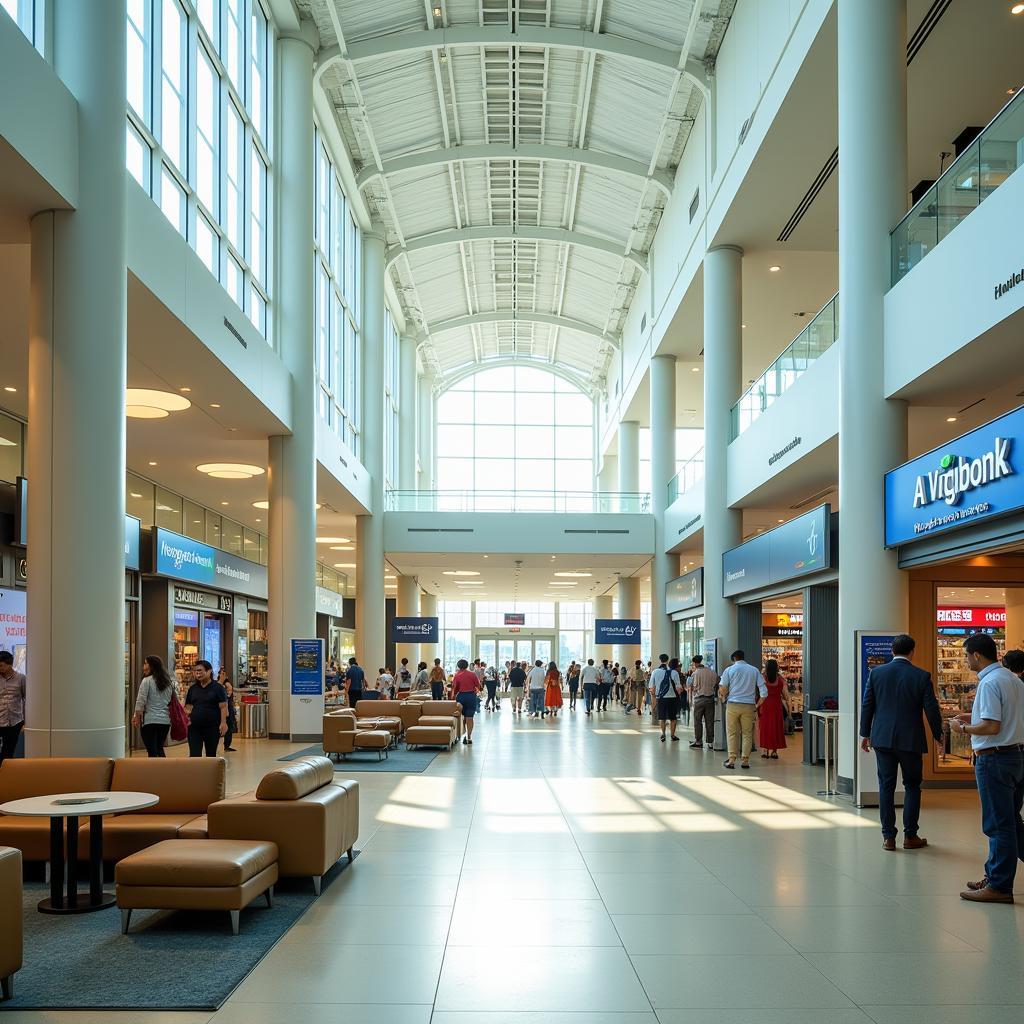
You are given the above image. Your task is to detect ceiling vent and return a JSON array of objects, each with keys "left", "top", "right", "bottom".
[
  {"left": 907, "top": 0, "right": 953, "bottom": 65},
  {"left": 777, "top": 147, "right": 838, "bottom": 243}
]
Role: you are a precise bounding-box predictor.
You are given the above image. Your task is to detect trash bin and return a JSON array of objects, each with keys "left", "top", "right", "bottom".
[{"left": 240, "top": 702, "right": 268, "bottom": 738}]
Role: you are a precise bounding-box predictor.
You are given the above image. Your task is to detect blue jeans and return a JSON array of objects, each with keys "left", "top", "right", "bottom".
[
  {"left": 583, "top": 684, "right": 597, "bottom": 712},
  {"left": 874, "top": 748, "right": 923, "bottom": 840},
  {"left": 529, "top": 689, "right": 545, "bottom": 714},
  {"left": 974, "top": 748, "right": 1024, "bottom": 894}
]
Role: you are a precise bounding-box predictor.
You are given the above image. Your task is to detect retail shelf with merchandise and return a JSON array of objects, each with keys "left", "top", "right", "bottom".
[{"left": 892, "top": 86, "right": 1024, "bottom": 285}]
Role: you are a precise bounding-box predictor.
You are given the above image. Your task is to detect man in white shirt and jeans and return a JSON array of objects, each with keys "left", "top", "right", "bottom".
[
  {"left": 718, "top": 649, "right": 767, "bottom": 770},
  {"left": 527, "top": 660, "right": 548, "bottom": 718},
  {"left": 951, "top": 633, "right": 1024, "bottom": 904},
  {"left": 580, "top": 659, "right": 601, "bottom": 716}
]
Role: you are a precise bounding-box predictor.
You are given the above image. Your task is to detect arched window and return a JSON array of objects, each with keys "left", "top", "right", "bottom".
[{"left": 436, "top": 365, "right": 594, "bottom": 495}]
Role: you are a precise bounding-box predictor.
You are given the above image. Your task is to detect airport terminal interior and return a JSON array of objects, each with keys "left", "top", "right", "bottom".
[{"left": 1, "top": 0, "right": 1024, "bottom": 1020}]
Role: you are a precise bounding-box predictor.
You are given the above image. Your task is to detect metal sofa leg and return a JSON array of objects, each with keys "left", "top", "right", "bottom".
[
  {"left": 347, "top": 847, "right": 354, "bottom": 863},
  {"left": 312, "top": 874, "right": 322, "bottom": 896},
  {"left": 120, "top": 908, "right": 132, "bottom": 935},
  {"left": 229, "top": 910, "right": 240, "bottom": 936},
  {"left": 265, "top": 885, "right": 274, "bottom": 909},
  {"left": 2, "top": 973, "right": 14, "bottom": 1001}
]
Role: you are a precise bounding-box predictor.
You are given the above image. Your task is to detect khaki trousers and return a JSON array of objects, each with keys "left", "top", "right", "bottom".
[{"left": 726, "top": 702, "right": 756, "bottom": 762}]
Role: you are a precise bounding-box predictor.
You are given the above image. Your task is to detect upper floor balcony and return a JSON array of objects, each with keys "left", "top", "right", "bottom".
[
  {"left": 387, "top": 489, "right": 651, "bottom": 515},
  {"left": 891, "top": 86, "right": 1024, "bottom": 285},
  {"left": 666, "top": 449, "right": 704, "bottom": 506}
]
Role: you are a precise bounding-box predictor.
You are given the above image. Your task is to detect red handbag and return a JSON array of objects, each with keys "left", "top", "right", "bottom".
[{"left": 168, "top": 692, "right": 189, "bottom": 742}]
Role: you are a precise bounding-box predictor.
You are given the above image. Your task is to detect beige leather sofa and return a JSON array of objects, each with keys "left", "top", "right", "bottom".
[
  {"left": 208, "top": 756, "right": 358, "bottom": 894},
  {"left": 0, "top": 758, "right": 115, "bottom": 861},
  {"left": 0, "top": 757, "right": 224, "bottom": 864},
  {"left": 0, "top": 846, "right": 21, "bottom": 1000},
  {"left": 323, "top": 710, "right": 391, "bottom": 759}
]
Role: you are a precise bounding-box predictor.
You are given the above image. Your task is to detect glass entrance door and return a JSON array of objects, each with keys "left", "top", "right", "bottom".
[{"left": 477, "top": 635, "right": 558, "bottom": 669}]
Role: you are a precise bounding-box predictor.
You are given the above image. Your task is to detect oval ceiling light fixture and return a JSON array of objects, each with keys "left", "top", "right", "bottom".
[
  {"left": 443, "top": 570, "right": 480, "bottom": 576},
  {"left": 316, "top": 536, "right": 350, "bottom": 544},
  {"left": 126, "top": 388, "right": 192, "bottom": 419},
  {"left": 196, "top": 463, "right": 265, "bottom": 479},
  {"left": 553, "top": 571, "right": 592, "bottom": 578},
  {"left": 333, "top": 562, "right": 357, "bottom": 569},
  {"left": 331, "top": 545, "right": 355, "bottom": 551}
]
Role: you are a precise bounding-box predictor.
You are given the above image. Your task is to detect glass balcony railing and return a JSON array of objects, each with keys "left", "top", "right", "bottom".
[
  {"left": 386, "top": 490, "right": 652, "bottom": 514},
  {"left": 667, "top": 448, "right": 704, "bottom": 505},
  {"left": 729, "top": 293, "right": 839, "bottom": 441},
  {"left": 892, "top": 86, "right": 1024, "bottom": 284}
]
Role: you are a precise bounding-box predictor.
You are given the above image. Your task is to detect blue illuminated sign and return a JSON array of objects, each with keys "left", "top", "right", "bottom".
[
  {"left": 290, "top": 638, "right": 324, "bottom": 697},
  {"left": 153, "top": 528, "right": 267, "bottom": 599},
  {"left": 884, "top": 405, "right": 1024, "bottom": 547},
  {"left": 595, "top": 619, "right": 642, "bottom": 645},
  {"left": 391, "top": 617, "right": 439, "bottom": 643}
]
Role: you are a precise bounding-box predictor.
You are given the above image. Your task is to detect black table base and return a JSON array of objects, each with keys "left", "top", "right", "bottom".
[{"left": 41, "top": 813, "right": 113, "bottom": 914}]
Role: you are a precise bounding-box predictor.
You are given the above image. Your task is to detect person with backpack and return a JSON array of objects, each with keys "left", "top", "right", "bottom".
[
  {"left": 483, "top": 662, "right": 500, "bottom": 711},
  {"left": 652, "top": 654, "right": 682, "bottom": 742},
  {"left": 397, "top": 658, "right": 412, "bottom": 692}
]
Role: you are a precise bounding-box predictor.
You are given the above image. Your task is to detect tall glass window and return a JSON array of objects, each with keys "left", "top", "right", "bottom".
[
  {"left": 126, "top": 0, "right": 273, "bottom": 339},
  {"left": 1, "top": 0, "right": 39, "bottom": 49},
  {"left": 639, "top": 428, "right": 703, "bottom": 496},
  {"left": 313, "top": 128, "right": 362, "bottom": 455},
  {"left": 436, "top": 366, "right": 594, "bottom": 497}
]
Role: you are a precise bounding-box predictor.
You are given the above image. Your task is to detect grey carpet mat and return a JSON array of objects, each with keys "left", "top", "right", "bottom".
[{"left": 281, "top": 743, "right": 442, "bottom": 772}]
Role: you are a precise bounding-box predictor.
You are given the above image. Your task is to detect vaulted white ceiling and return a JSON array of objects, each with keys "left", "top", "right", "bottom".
[{"left": 301, "top": 0, "right": 735, "bottom": 394}]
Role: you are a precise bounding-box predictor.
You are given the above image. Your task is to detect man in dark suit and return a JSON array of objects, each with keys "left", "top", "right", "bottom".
[{"left": 860, "top": 633, "right": 944, "bottom": 851}]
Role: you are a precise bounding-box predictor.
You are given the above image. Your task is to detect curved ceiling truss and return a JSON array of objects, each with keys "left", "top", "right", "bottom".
[
  {"left": 386, "top": 226, "right": 648, "bottom": 277},
  {"left": 307, "top": 0, "right": 735, "bottom": 390},
  {"left": 356, "top": 143, "right": 674, "bottom": 198}
]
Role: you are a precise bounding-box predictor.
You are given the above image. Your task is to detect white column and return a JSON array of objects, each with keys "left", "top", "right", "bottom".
[
  {"left": 356, "top": 222, "right": 387, "bottom": 673},
  {"left": 703, "top": 245, "right": 743, "bottom": 662},
  {"left": 649, "top": 354, "right": 677, "bottom": 658},
  {"left": 417, "top": 374, "right": 434, "bottom": 491},
  {"left": 268, "top": 22, "right": 318, "bottom": 740},
  {"left": 593, "top": 595, "right": 614, "bottom": 664},
  {"left": 26, "top": 1, "right": 127, "bottom": 757},
  {"left": 398, "top": 335, "right": 417, "bottom": 491},
  {"left": 395, "top": 575, "right": 420, "bottom": 671},
  {"left": 838, "top": 0, "right": 909, "bottom": 787},
  {"left": 420, "top": 590, "right": 438, "bottom": 663},
  {"left": 618, "top": 420, "right": 640, "bottom": 494},
  {"left": 617, "top": 576, "right": 642, "bottom": 665}
]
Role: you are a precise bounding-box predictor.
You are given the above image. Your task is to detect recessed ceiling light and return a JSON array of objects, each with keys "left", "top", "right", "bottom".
[
  {"left": 334, "top": 563, "right": 356, "bottom": 569},
  {"left": 130, "top": 492, "right": 142, "bottom": 499},
  {"left": 253, "top": 501, "right": 269, "bottom": 510},
  {"left": 777, "top": 518, "right": 784, "bottom": 523},
  {"left": 196, "top": 463, "right": 264, "bottom": 479},
  {"left": 742, "top": 324, "right": 747, "bottom": 329},
  {"left": 316, "top": 536, "right": 350, "bottom": 544},
  {"left": 126, "top": 389, "right": 192, "bottom": 419},
  {"left": 210, "top": 403, "right": 221, "bottom": 409},
  {"left": 331, "top": 545, "right": 355, "bottom": 551},
  {"left": 554, "top": 571, "right": 592, "bottom": 578},
  {"left": 769, "top": 265, "right": 781, "bottom": 272},
  {"left": 148, "top": 461, "right": 157, "bottom": 466},
  {"left": 1012, "top": 3, "right": 1024, "bottom": 14},
  {"left": 443, "top": 570, "right": 480, "bottom": 576},
  {"left": 946, "top": 416, "right": 957, "bottom": 423},
  {"left": 385, "top": 575, "right": 397, "bottom": 580},
  {"left": 456, "top": 581, "right": 483, "bottom": 586},
  {"left": 691, "top": 366, "right": 700, "bottom": 373},
  {"left": 3, "top": 387, "right": 15, "bottom": 393},
  {"left": 254, "top": 518, "right": 261, "bottom": 522},
  {"left": 179, "top": 387, "right": 191, "bottom": 393},
  {"left": 220, "top": 501, "right": 229, "bottom": 506}
]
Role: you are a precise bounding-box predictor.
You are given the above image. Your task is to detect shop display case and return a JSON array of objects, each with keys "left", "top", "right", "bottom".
[{"left": 247, "top": 609, "right": 268, "bottom": 682}]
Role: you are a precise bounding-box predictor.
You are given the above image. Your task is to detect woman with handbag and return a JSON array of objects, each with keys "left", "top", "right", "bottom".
[{"left": 131, "top": 655, "right": 175, "bottom": 757}]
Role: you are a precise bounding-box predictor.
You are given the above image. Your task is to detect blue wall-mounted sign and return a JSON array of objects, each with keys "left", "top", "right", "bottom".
[
  {"left": 154, "top": 527, "right": 268, "bottom": 599},
  {"left": 595, "top": 619, "right": 642, "bottom": 645},
  {"left": 173, "top": 609, "right": 199, "bottom": 629},
  {"left": 290, "top": 638, "right": 324, "bottom": 696},
  {"left": 667, "top": 568, "right": 703, "bottom": 615},
  {"left": 722, "top": 504, "right": 831, "bottom": 598},
  {"left": 391, "top": 616, "right": 439, "bottom": 643},
  {"left": 884, "top": 405, "right": 1024, "bottom": 548},
  {"left": 124, "top": 515, "right": 141, "bottom": 571}
]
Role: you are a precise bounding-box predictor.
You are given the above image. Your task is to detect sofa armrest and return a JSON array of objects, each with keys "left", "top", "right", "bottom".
[{"left": 0, "top": 846, "right": 23, "bottom": 992}]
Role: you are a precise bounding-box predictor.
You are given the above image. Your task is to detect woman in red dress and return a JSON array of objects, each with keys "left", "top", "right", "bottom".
[
  {"left": 758, "top": 659, "right": 788, "bottom": 758},
  {"left": 544, "top": 662, "right": 564, "bottom": 719}
]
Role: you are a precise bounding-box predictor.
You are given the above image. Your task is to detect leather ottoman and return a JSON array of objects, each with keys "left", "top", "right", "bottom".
[
  {"left": 115, "top": 839, "right": 278, "bottom": 936},
  {"left": 351, "top": 729, "right": 391, "bottom": 759},
  {"left": 406, "top": 725, "right": 454, "bottom": 750}
]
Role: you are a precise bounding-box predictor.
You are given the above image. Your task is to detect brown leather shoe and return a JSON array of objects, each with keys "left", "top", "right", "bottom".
[
  {"left": 882, "top": 837, "right": 896, "bottom": 851},
  {"left": 903, "top": 836, "right": 928, "bottom": 850},
  {"left": 960, "top": 885, "right": 1014, "bottom": 904},
  {"left": 966, "top": 877, "right": 989, "bottom": 891}
]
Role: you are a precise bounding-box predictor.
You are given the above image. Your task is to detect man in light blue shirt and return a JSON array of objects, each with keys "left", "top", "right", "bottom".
[
  {"left": 951, "top": 634, "right": 1024, "bottom": 903},
  {"left": 718, "top": 650, "right": 767, "bottom": 770}
]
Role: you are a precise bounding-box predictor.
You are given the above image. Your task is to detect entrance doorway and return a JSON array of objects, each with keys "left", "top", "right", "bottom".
[{"left": 477, "top": 635, "right": 556, "bottom": 671}]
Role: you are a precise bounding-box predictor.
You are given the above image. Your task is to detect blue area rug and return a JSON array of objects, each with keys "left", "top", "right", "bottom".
[
  {"left": 6, "top": 856, "right": 354, "bottom": 1010},
  {"left": 281, "top": 743, "right": 441, "bottom": 773}
]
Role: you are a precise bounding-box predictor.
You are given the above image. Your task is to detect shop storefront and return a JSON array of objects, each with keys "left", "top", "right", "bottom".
[
  {"left": 141, "top": 527, "right": 268, "bottom": 706},
  {"left": 722, "top": 503, "right": 838, "bottom": 762},
  {"left": 885, "top": 404, "right": 1024, "bottom": 784},
  {"left": 315, "top": 586, "right": 353, "bottom": 668},
  {"left": 668, "top": 568, "right": 704, "bottom": 664}
]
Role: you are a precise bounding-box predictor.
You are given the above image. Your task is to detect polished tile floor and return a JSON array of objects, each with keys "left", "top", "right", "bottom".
[{"left": 9, "top": 704, "right": 1024, "bottom": 1023}]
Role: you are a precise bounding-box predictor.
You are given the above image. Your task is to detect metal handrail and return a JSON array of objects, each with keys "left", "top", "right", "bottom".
[{"left": 667, "top": 448, "right": 705, "bottom": 505}]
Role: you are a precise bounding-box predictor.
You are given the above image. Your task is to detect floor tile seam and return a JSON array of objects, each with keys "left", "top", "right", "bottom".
[{"left": 532, "top": 728, "right": 659, "bottom": 1017}]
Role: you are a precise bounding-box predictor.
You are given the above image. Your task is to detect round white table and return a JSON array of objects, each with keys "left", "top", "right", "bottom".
[{"left": 0, "top": 791, "right": 158, "bottom": 914}]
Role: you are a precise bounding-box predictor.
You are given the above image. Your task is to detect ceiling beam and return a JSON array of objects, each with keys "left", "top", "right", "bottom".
[
  {"left": 355, "top": 142, "right": 673, "bottom": 197},
  {"left": 316, "top": 27, "right": 709, "bottom": 90},
  {"left": 422, "top": 312, "right": 619, "bottom": 350},
  {"left": 386, "top": 225, "right": 647, "bottom": 275}
]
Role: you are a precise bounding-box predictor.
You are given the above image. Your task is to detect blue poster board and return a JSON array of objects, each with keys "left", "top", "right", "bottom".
[
  {"left": 391, "top": 617, "right": 439, "bottom": 643},
  {"left": 884, "top": 405, "right": 1024, "bottom": 547},
  {"left": 290, "top": 638, "right": 324, "bottom": 696},
  {"left": 595, "top": 619, "right": 642, "bottom": 645}
]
